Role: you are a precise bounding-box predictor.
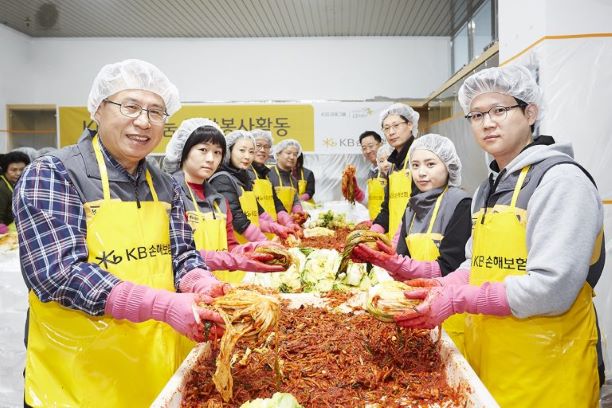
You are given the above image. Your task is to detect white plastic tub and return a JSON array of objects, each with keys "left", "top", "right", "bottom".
[{"left": 152, "top": 293, "right": 499, "bottom": 408}]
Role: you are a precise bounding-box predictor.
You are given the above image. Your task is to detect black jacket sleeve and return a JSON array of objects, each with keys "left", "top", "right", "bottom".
[
  {"left": 0, "top": 183, "right": 13, "bottom": 225},
  {"left": 272, "top": 188, "right": 286, "bottom": 214},
  {"left": 209, "top": 174, "right": 252, "bottom": 234},
  {"left": 372, "top": 182, "right": 390, "bottom": 230},
  {"left": 306, "top": 170, "right": 315, "bottom": 197},
  {"left": 436, "top": 198, "right": 472, "bottom": 276}
]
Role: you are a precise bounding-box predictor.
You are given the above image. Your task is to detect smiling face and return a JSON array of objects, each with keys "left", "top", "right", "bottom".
[
  {"left": 94, "top": 89, "right": 166, "bottom": 174},
  {"left": 276, "top": 145, "right": 299, "bottom": 171},
  {"left": 230, "top": 138, "right": 256, "bottom": 170},
  {"left": 182, "top": 141, "right": 224, "bottom": 183},
  {"left": 254, "top": 137, "right": 272, "bottom": 165},
  {"left": 410, "top": 149, "right": 449, "bottom": 192},
  {"left": 360, "top": 135, "right": 381, "bottom": 165},
  {"left": 382, "top": 114, "right": 413, "bottom": 150},
  {"left": 469, "top": 92, "right": 537, "bottom": 170}
]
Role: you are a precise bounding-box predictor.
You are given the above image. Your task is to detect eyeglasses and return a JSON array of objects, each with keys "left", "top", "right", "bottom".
[
  {"left": 255, "top": 143, "right": 271, "bottom": 151},
  {"left": 465, "top": 104, "right": 526, "bottom": 125},
  {"left": 104, "top": 99, "right": 168, "bottom": 124},
  {"left": 360, "top": 142, "right": 379, "bottom": 152},
  {"left": 382, "top": 121, "right": 408, "bottom": 135}
]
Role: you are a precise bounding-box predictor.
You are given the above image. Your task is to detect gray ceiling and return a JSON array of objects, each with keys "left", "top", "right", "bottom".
[{"left": 1, "top": 0, "right": 479, "bottom": 38}]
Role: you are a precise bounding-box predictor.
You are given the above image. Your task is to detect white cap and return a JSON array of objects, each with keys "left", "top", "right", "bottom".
[
  {"left": 163, "top": 118, "right": 223, "bottom": 174},
  {"left": 458, "top": 65, "right": 542, "bottom": 114},
  {"left": 409, "top": 133, "right": 462, "bottom": 187},
  {"left": 273, "top": 139, "right": 302, "bottom": 160},
  {"left": 87, "top": 59, "right": 181, "bottom": 120},
  {"left": 379, "top": 103, "right": 419, "bottom": 137}
]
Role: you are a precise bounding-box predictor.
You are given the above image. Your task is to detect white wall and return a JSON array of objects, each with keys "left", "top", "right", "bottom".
[
  {"left": 0, "top": 27, "right": 451, "bottom": 151},
  {"left": 0, "top": 25, "right": 30, "bottom": 149},
  {"left": 499, "top": 0, "right": 612, "bottom": 62}
]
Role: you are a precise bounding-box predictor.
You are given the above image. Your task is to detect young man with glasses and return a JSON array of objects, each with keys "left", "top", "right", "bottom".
[
  {"left": 396, "top": 65, "right": 605, "bottom": 407},
  {"left": 14, "top": 59, "right": 228, "bottom": 407}
]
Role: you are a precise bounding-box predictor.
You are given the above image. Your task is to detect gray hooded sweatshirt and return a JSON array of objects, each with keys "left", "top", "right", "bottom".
[{"left": 459, "top": 142, "right": 604, "bottom": 319}]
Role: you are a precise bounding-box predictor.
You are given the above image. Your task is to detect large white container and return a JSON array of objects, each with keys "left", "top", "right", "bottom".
[{"left": 152, "top": 293, "right": 498, "bottom": 408}]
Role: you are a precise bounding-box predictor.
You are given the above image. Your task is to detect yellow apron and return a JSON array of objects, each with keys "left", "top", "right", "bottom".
[
  {"left": 1, "top": 175, "right": 16, "bottom": 232},
  {"left": 388, "top": 155, "right": 412, "bottom": 239},
  {"left": 273, "top": 165, "right": 297, "bottom": 212},
  {"left": 251, "top": 166, "right": 277, "bottom": 221},
  {"left": 298, "top": 168, "right": 315, "bottom": 205},
  {"left": 185, "top": 186, "right": 242, "bottom": 284},
  {"left": 405, "top": 188, "right": 466, "bottom": 355},
  {"left": 367, "top": 172, "right": 386, "bottom": 220},
  {"left": 466, "top": 166, "right": 599, "bottom": 407},
  {"left": 25, "top": 135, "right": 181, "bottom": 407}
]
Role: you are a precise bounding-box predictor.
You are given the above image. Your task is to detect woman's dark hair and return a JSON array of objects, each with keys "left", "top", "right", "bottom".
[
  {"left": 358, "top": 130, "right": 382, "bottom": 145},
  {"left": 180, "top": 126, "right": 226, "bottom": 167},
  {"left": 0, "top": 151, "right": 30, "bottom": 174}
]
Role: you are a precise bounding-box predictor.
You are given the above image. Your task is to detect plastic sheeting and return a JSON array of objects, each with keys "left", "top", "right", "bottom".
[
  {"left": 302, "top": 152, "right": 375, "bottom": 204},
  {"left": 0, "top": 250, "right": 27, "bottom": 408}
]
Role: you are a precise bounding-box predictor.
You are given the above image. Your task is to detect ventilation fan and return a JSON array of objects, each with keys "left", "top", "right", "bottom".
[{"left": 35, "top": 2, "right": 59, "bottom": 30}]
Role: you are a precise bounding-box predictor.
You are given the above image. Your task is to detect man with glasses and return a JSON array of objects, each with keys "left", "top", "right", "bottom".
[
  {"left": 14, "top": 59, "right": 228, "bottom": 407},
  {"left": 396, "top": 65, "right": 605, "bottom": 406},
  {"left": 350, "top": 131, "right": 387, "bottom": 219},
  {"left": 248, "top": 129, "right": 301, "bottom": 233}
]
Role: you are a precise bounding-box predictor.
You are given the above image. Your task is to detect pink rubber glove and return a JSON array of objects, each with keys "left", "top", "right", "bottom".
[
  {"left": 276, "top": 211, "right": 293, "bottom": 226},
  {"left": 291, "top": 204, "right": 303, "bottom": 214},
  {"left": 370, "top": 224, "right": 385, "bottom": 234},
  {"left": 230, "top": 241, "right": 283, "bottom": 256},
  {"left": 179, "top": 268, "right": 230, "bottom": 297},
  {"left": 242, "top": 223, "right": 267, "bottom": 242},
  {"left": 105, "top": 281, "right": 224, "bottom": 342},
  {"left": 299, "top": 193, "right": 310, "bottom": 201},
  {"left": 353, "top": 177, "right": 366, "bottom": 203},
  {"left": 0, "top": 224, "right": 8, "bottom": 234},
  {"left": 394, "top": 282, "right": 511, "bottom": 329},
  {"left": 351, "top": 241, "right": 441, "bottom": 280},
  {"left": 391, "top": 225, "right": 402, "bottom": 250},
  {"left": 263, "top": 222, "right": 291, "bottom": 239},
  {"left": 201, "top": 250, "right": 286, "bottom": 272}
]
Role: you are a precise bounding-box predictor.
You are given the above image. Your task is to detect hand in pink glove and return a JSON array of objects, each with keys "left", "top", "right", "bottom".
[
  {"left": 0, "top": 224, "right": 8, "bottom": 235},
  {"left": 291, "top": 204, "right": 303, "bottom": 214},
  {"left": 230, "top": 241, "right": 283, "bottom": 257},
  {"left": 351, "top": 241, "right": 441, "bottom": 280},
  {"left": 394, "top": 282, "right": 511, "bottom": 329},
  {"left": 353, "top": 177, "right": 366, "bottom": 203},
  {"left": 105, "top": 281, "right": 224, "bottom": 342},
  {"left": 179, "top": 268, "right": 231, "bottom": 298},
  {"left": 242, "top": 223, "right": 267, "bottom": 242},
  {"left": 370, "top": 223, "right": 385, "bottom": 234},
  {"left": 266, "top": 222, "right": 291, "bottom": 239},
  {"left": 299, "top": 193, "right": 310, "bottom": 201},
  {"left": 201, "top": 250, "right": 286, "bottom": 273}
]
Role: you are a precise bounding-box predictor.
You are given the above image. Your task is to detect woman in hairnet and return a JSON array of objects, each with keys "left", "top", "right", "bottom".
[
  {"left": 293, "top": 152, "right": 315, "bottom": 204},
  {"left": 163, "top": 119, "right": 287, "bottom": 286},
  {"left": 395, "top": 66, "right": 605, "bottom": 407},
  {"left": 268, "top": 139, "right": 305, "bottom": 215},
  {"left": 370, "top": 103, "right": 419, "bottom": 240},
  {"left": 351, "top": 134, "right": 471, "bottom": 353},
  {"left": 209, "top": 130, "right": 293, "bottom": 246},
  {"left": 248, "top": 129, "right": 301, "bottom": 233}
]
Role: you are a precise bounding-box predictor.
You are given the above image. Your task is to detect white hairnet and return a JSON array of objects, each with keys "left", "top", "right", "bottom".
[
  {"left": 458, "top": 65, "right": 542, "bottom": 114},
  {"left": 87, "top": 59, "right": 181, "bottom": 120},
  {"left": 379, "top": 103, "right": 420, "bottom": 137},
  {"left": 225, "top": 130, "right": 255, "bottom": 163},
  {"left": 163, "top": 118, "right": 223, "bottom": 174},
  {"left": 376, "top": 143, "right": 394, "bottom": 161},
  {"left": 409, "top": 133, "right": 462, "bottom": 187},
  {"left": 250, "top": 129, "right": 273, "bottom": 146},
  {"left": 273, "top": 139, "right": 302, "bottom": 160}
]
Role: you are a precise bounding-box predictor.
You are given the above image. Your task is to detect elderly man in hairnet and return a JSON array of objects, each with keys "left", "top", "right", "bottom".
[
  {"left": 350, "top": 134, "right": 472, "bottom": 353},
  {"left": 13, "top": 59, "right": 227, "bottom": 407},
  {"left": 267, "top": 139, "right": 306, "bottom": 216},
  {"left": 392, "top": 66, "right": 606, "bottom": 407}
]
